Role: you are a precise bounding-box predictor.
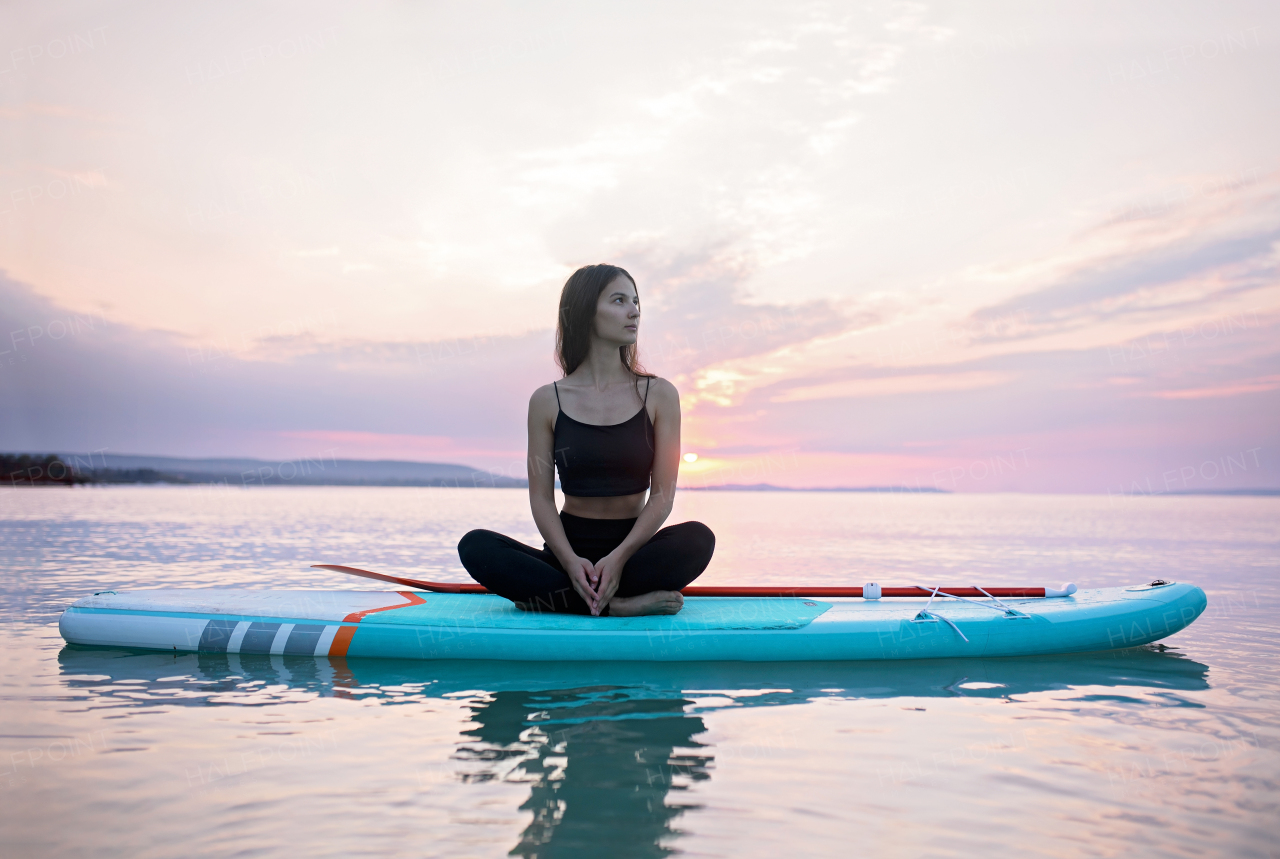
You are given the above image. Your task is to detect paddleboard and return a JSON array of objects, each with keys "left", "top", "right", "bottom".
[{"left": 58, "top": 581, "right": 1206, "bottom": 662}]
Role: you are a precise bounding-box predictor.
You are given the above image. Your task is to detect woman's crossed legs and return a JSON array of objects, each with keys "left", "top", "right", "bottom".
[{"left": 458, "top": 520, "right": 715, "bottom": 616}]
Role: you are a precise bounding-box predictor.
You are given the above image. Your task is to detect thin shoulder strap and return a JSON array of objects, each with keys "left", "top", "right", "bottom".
[
  {"left": 644, "top": 376, "right": 651, "bottom": 405},
  {"left": 553, "top": 381, "right": 561, "bottom": 409}
]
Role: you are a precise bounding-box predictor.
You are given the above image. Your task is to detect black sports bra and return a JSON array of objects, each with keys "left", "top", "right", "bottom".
[{"left": 553, "top": 377, "right": 655, "bottom": 497}]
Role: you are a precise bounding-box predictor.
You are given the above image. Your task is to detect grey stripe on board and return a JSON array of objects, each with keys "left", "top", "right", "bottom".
[
  {"left": 240, "top": 622, "right": 282, "bottom": 654},
  {"left": 284, "top": 624, "right": 326, "bottom": 655},
  {"left": 197, "top": 619, "right": 238, "bottom": 652},
  {"left": 198, "top": 620, "right": 333, "bottom": 655}
]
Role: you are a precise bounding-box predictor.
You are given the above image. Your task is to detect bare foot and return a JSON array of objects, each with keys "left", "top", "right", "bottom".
[{"left": 607, "top": 591, "right": 684, "bottom": 617}]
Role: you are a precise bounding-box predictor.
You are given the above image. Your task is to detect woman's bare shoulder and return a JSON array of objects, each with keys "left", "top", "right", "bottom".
[
  {"left": 645, "top": 376, "right": 680, "bottom": 408},
  {"left": 528, "top": 382, "right": 561, "bottom": 416}
]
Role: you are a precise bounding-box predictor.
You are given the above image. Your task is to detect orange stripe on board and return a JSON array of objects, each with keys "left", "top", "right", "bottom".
[
  {"left": 329, "top": 591, "right": 426, "bottom": 657},
  {"left": 330, "top": 626, "right": 358, "bottom": 658}
]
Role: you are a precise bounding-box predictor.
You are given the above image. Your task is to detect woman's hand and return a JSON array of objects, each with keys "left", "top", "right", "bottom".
[
  {"left": 563, "top": 555, "right": 600, "bottom": 613},
  {"left": 590, "top": 551, "right": 628, "bottom": 616}
]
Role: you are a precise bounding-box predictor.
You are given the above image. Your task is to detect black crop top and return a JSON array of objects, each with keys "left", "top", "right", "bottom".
[{"left": 553, "top": 377, "right": 655, "bottom": 497}]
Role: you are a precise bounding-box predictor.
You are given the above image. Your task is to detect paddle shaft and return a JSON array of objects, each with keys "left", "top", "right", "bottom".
[{"left": 311, "top": 565, "right": 1055, "bottom": 598}]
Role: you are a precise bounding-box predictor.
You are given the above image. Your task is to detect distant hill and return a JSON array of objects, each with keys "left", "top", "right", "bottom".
[
  {"left": 40, "top": 453, "right": 527, "bottom": 488},
  {"left": 0, "top": 454, "right": 81, "bottom": 485}
]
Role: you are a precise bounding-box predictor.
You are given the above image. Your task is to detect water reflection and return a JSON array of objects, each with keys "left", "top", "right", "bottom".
[
  {"left": 57, "top": 646, "right": 1211, "bottom": 856},
  {"left": 57, "top": 645, "right": 1212, "bottom": 709},
  {"left": 459, "top": 688, "right": 710, "bottom": 858}
]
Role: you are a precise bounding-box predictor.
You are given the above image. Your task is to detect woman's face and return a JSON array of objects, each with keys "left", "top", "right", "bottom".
[{"left": 592, "top": 275, "right": 640, "bottom": 346}]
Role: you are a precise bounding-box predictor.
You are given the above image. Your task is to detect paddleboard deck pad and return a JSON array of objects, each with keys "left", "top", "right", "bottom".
[{"left": 59, "top": 583, "right": 1206, "bottom": 662}]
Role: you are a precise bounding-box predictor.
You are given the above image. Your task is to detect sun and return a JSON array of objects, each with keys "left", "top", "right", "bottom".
[{"left": 682, "top": 453, "right": 698, "bottom": 463}]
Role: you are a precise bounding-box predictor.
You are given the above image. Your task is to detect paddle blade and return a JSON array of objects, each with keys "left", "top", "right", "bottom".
[{"left": 311, "top": 564, "right": 488, "bottom": 594}]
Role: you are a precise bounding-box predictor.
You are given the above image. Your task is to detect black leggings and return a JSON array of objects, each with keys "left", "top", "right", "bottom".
[{"left": 458, "top": 512, "right": 715, "bottom": 615}]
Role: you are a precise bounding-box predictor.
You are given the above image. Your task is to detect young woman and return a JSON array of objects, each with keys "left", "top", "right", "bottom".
[{"left": 458, "top": 264, "right": 715, "bottom": 617}]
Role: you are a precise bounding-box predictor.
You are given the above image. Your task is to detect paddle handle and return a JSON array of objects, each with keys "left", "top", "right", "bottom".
[{"left": 312, "top": 565, "right": 1076, "bottom": 598}]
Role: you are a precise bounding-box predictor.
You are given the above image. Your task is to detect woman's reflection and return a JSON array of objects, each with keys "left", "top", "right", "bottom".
[{"left": 457, "top": 687, "right": 713, "bottom": 858}]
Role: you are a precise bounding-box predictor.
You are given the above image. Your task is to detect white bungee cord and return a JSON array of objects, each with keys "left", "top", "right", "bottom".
[
  {"left": 911, "top": 584, "right": 1029, "bottom": 616},
  {"left": 912, "top": 585, "right": 969, "bottom": 642},
  {"left": 973, "top": 584, "right": 1019, "bottom": 613},
  {"left": 909, "top": 584, "right": 1035, "bottom": 643}
]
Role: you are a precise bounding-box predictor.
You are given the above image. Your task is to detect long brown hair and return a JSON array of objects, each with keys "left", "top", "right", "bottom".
[{"left": 555, "top": 264, "right": 653, "bottom": 380}]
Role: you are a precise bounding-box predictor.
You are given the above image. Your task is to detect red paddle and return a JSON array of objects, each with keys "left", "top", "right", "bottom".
[
  {"left": 313, "top": 564, "right": 487, "bottom": 593},
  {"left": 311, "top": 564, "right": 1076, "bottom": 598}
]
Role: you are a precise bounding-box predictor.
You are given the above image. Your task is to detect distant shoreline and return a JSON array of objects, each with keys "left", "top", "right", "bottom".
[
  {"left": 4, "top": 452, "right": 527, "bottom": 489},
  {"left": 3, "top": 453, "right": 1277, "bottom": 495}
]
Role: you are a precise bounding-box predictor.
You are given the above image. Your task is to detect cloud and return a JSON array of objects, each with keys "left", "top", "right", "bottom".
[
  {"left": 0, "top": 271, "right": 553, "bottom": 463},
  {"left": 625, "top": 243, "right": 855, "bottom": 370},
  {"left": 968, "top": 180, "right": 1280, "bottom": 343},
  {"left": 973, "top": 230, "right": 1278, "bottom": 337},
  {"left": 1145, "top": 374, "right": 1280, "bottom": 399},
  {"left": 0, "top": 262, "right": 862, "bottom": 469},
  {"left": 605, "top": 240, "right": 872, "bottom": 410},
  {"left": 773, "top": 370, "right": 1011, "bottom": 403}
]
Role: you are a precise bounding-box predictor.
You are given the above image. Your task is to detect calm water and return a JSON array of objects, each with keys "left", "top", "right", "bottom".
[{"left": 1, "top": 487, "right": 1277, "bottom": 857}]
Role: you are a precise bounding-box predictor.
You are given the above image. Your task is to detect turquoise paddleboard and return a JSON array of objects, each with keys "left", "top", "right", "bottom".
[{"left": 59, "top": 581, "right": 1206, "bottom": 661}]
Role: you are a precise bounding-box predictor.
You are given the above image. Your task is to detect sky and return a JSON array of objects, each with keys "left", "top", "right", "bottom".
[{"left": 1, "top": 0, "right": 1277, "bottom": 493}]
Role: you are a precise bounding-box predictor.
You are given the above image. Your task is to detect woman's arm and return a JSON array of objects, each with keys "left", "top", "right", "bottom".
[
  {"left": 590, "top": 377, "right": 682, "bottom": 613},
  {"left": 526, "top": 385, "right": 600, "bottom": 611}
]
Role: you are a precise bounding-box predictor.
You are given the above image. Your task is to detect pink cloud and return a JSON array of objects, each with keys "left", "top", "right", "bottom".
[
  {"left": 772, "top": 371, "right": 1013, "bottom": 403},
  {"left": 1146, "top": 375, "right": 1280, "bottom": 399}
]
